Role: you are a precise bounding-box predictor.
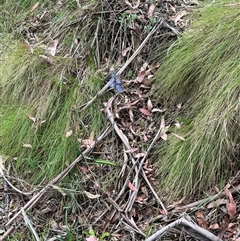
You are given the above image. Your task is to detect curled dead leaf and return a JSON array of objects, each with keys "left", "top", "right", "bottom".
[
  {"left": 78, "top": 138, "right": 95, "bottom": 149},
  {"left": 135, "top": 71, "right": 146, "bottom": 83},
  {"left": 22, "top": 144, "right": 32, "bottom": 148},
  {"left": 122, "top": 47, "right": 131, "bottom": 56},
  {"left": 65, "top": 130, "right": 73, "bottom": 138},
  {"left": 128, "top": 181, "right": 138, "bottom": 192},
  {"left": 48, "top": 39, "right": 59, "bottom": 56},
  {"left": 151, "top": 108, "right": 165, "bottom": 113},
  {"left": 28, "top": 114, "right": 36, "bottom": 122},
  {"left": 174, "top": 121, "right": 181, "bottom": 129},
  {"left": 147, "top": 99, "right": 153, "bottom": 111},
  {"left": 225, "top": 187, "right": 236, "bottom": 219},
  {"left": 83, "top": 191, "right": 100, "bottom": 199}
]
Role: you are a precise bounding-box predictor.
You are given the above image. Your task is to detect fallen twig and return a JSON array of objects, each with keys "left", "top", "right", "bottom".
[
  {"left": 172, "top": 184, "right": 240, "bottom": 212},
  {"left": 145, "top": 214, "right": 223, "bottom": 241},
  {"left": 104, "top": 99, "right": 168, "bottom": 235},
  {"left": 126, "top": 117, "right": 168, "bottom": 216},
  {"left": 21, "top": 208, "right": 40, "bottom": 241},
  {"left": 2, "top": 127, "right": 110, "bottom": 240},
  {"left": 1, "top": 173, "right": 33, "bottom": 196},
  {"left": 81, "top": 19, "right": 164, "bottom": 111}
]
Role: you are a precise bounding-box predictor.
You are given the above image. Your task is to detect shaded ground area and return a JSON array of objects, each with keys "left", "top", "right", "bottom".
[{"left": 1, "top": 1, "right": 240, "bottom": 241}]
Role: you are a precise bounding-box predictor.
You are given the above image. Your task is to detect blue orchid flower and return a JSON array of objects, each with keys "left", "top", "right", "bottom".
[{"left": 109, "top": 73, "right": 123, "bottom": 93}]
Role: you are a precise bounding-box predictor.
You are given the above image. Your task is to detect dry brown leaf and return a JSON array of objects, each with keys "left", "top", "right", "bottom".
[
  {"left": 209, "top": 223, "right": 219, "bottom": 230},
  {"left": 172, "top": 132, "right": 185, "bottom": 141},
  {"left": 48, "top": 39, "right": 59, "bottom": 56},
  {"left": 171, "top": 10, "right": 188, "bottom": 24},
  {"left": 195, "top": 210, "right": 208, "bottom": 229},
  {"left": 147, "top": 99, "right": 153, "bottom": 111},
  {"left": 207, "top": 199, "right": 227, "bottom": 209},
  {"left": 65, "top": 130, "right": 73, "bottom": 138},
  {"left": 78, "top": 138, "right": 95, "bottom": 148},
  {"left": 39, "top": 55, "right": 54, "bottom": 65},
  {"left": 128, "top": 181, "right": 138, "bottom": 192},
  {"left": 30, "top": 2, "right": 40, "bottom": 12},
  {"left": 228, "top": 222, "right": 237, "bottom": 228},
  {"left": 125, "top": 148, "right": 139, "bottom": 153},
  {"left": 148, "top": 4, "right": 155, "bottom": 17},
  {"left": 174, "top": 121, "right": 181, "bottom": 129},
  {"left": 225, "top": 187, "right": 236, "bottom": 219},
  {"left": 140, "top": 108, "right": 151, "bottom": 116},
  {"left": 79, "top": 166, "right": 89, "bottom": 173},
  {"left": 28, "top": 114, "right": 36, "bottom": 122},
  {"left": 160, "top": 118, "right": 168, "bottom": 140},
  {"left": 135, "top": 71, "right": 146, "bottom": 83},
  {"left": 169, "top": 4, "right": 176, "bottom": 13},
  {"left": 140, "top": 62, "right": 148, "bottom": 71},
  {"left": 160, "top": 133, "right": 168, "bottom": 140},
  {"left": 51, "top": 185, "right": 66, "bottom": 196},
  {"left": 83, "top": 191, "right": 100, "bottom": 199},
  {"left": 151, "top": 108, "right": 165, "bottom": 113},
  {"left": 122, "top": 46, "right": 131, "bottom": 56},
  {"left": 22, "top": 144, "right": 32, "bottom": 148},
  {"left": 177, "top": 103, "right": 182, "bottom": 109}
]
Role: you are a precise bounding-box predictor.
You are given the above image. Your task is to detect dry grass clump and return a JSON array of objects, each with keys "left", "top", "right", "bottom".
[{"left": 153, "top": 1, "right": 240, "bottom": 200}]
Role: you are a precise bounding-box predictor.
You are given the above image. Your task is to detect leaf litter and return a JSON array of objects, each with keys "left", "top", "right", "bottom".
[{"left": 2, "top": 0, "right": 240, "bottom": 241}]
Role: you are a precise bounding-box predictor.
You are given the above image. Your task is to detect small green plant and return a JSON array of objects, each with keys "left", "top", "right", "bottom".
[
  {"left": 127, "top": 13, "right": 137, "bottom": 22},
  {"left": 126, "top": 70, "right": 134, "bottom": 79},
  {"left": 149, "top": 16, "right": 157, "bottom": 25},
  {"left": 144, "top": 25, "right": 152, "bottom": 32},
  {"left": 145, "top": 17, "right": 157, "bottom": 32},
  {"left": 119, "top": 13, "right": 137, "bottom": 28},
  {"left": 82, "top": 228, "right": 110, "bottom": 241}
]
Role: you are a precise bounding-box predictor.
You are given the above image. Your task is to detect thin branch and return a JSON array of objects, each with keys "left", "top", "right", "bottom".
[
  {"left": 145, "top": 215, "right": 223, "bottom": 241},
  {"left": 21, "top": 208, "right": 40, "bottom": 241},
  {"left": 2, "top": 127, "right": 110, "bottom": 240},
  {"left": 1, "top": 174, "right": 33, "bottom": 196},
  {"left": 81, "top": 19, "right": 164, "bottom": 111}
]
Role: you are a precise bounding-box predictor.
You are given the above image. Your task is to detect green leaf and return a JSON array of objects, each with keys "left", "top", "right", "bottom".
[
  {"left": 93, "top": 159, "right": 120, "bottom": 167},
  {"left": 100, "top": 232, "right": 110, "bottom": 241}
]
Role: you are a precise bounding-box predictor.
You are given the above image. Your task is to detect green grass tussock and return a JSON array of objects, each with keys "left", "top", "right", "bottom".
[
  {"left": 0, "top": 0, "right": 107, "bottom": 183},
  {"left": 153, "top": 1, "right": 240, "bottom": 199},
  {"left": 0, "top": 44, "right": 104, "bottom": 182}
]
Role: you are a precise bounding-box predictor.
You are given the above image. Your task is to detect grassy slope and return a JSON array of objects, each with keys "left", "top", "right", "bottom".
[
  {"left": 0, "top": 1, "right": 106, "bottom": 183},
  {"left": 153, "top": 0, "right": 240, "bottom": 199}
]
